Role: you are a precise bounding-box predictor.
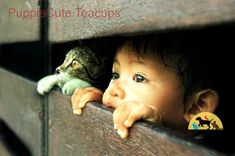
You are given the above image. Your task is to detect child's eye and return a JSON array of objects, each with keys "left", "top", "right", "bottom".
[
  {"left": 133, "top": 73, "right": 145, "bottom": 83},
  {"left": 112, "top": 72, "right": 119, "bottom": 80}
]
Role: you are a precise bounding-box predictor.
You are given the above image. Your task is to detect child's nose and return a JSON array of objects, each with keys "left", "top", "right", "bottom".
[{"left": 108, "top": 82, "right": 125, "bottom": 99}]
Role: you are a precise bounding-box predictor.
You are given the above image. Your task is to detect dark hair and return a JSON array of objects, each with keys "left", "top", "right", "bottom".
[
  {"left": 126, "top": 32, "right": 220, "bottom": 102},
  {"left": 120, "top": 27, "right": 235, "bottom": 154}
]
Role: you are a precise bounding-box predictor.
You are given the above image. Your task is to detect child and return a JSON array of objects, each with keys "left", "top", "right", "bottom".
[{"left": 71, "top": 34, "right": 219, "bottom": 139}]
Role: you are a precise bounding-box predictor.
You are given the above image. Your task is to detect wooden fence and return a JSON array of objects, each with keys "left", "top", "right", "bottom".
[{"left": 1, "top": 0, "right": 235, "bottom": 155}]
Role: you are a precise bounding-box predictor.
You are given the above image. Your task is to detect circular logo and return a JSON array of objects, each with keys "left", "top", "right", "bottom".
[{"left": 188, "top": 112, "right": 223, "bottom": 130}]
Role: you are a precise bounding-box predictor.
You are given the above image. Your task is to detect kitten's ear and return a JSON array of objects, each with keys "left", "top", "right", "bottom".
[{"left": 183, "top": 89, "right": 219, "bottom": 122}]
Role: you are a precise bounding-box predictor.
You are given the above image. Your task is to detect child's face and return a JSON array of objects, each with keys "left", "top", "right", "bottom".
[{"left": 103, "top": 42, "right": 187, "bottom": 129}]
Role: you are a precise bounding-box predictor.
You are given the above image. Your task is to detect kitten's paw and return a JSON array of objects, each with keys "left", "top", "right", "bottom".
[
  {"left": 61, "top": 85, "right": 74, "bottom": 96},
  {"left": 37, "top": 75, "right": 57, "bottom": 95},
  {"left": 37, "top": 80, "right": 52, "bottom": 95},
  {"left": 62, "top": 79, "right": 91, "bottom": 96}
]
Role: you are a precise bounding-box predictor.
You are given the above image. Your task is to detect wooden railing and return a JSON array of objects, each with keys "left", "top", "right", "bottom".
[
  {"left": 0, "top": 68, "right": 223, "bottom": 156},
  {"left": 1, "top": 0, "right": 235, "bottom": 155}
]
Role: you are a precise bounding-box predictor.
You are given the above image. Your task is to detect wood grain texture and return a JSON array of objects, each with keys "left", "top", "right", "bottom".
[
  {"left": 0, "top": 0, "right": 40, "bottom": 43},
  {"left": 0, "top": 67, "right": 225, "bottom": 155},
  {"left": 48, "top": 90, "right": 222, "bottom": 156},
  {"left": 0, "top": 68, "right": 43, "bottom": 156},
  {"left": 49, "top": 0, "right": 235, "bottom": 42}
]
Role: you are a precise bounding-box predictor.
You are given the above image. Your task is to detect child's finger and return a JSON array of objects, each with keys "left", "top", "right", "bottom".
[
  {"left": 124, "top": 104, "right": 160, "bottom": 127},
  {"left": 81, "top": 87, "right": 103, "bottom": 96},
  {"left": 113, "top": 105, "right": 130, "bottom": 138},
  {"left": 117, "top": 126, "right": 128, "bottom": 139},
  {"left": 72, "top": 92, "right": 83, "bottom": 108},
  {"left": 73, "top": 109, "right": 82, "bottom": 115},
  {"left": 124, "top": 105, "right": 144, "bottom": 128},
  {"left": 71, "top": 87, "right": 101, "bottom": 107},
  {"left": 71, "top": 87, "right": 103, "bottom": 115},
  {"left": 71, "top": 88, "right": 84, "bottom": 106},
  {"left": 113, "top": 104, "right": 126, "bottom": 124},
  {"left": 79, "top": 91, "right": 102, "bottom": 108},
  {"left": 71, "top": 88, "right": 90, "bottom": 115}
]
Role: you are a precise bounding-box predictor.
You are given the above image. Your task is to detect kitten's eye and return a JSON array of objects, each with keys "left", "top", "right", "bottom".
[
  {"left": 133, "top": 73, "right": 145, "bottom": 83},
  {"left": 71, "top": 60, "right": 79, "bottom": 68},
  {"left": 112, "top": 72, "right": 119, "bottom": 80}
]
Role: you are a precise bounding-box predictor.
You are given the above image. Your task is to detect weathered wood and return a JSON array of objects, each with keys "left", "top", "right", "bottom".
[
  {"left": 48, "top": 90, "right": 222, "bottom": 156},
  {"left": 49, "top": 0, "right": 235, "bottom": 42},
  {"left": 0, "top": 140, "right": 11, "bottom": 156},
  {"left": 0, "top": 68, "right": 43, "bottom": 156},
  {"left": 0, "top": 68, "right": 226, "bottom": 156},
  {"left": 0, "top": 0, "right": 40, "bottom": 43}
]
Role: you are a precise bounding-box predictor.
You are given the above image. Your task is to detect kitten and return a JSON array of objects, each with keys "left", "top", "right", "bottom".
[{"left": 37, "top": 47, "right": 105, "bottom": 96}]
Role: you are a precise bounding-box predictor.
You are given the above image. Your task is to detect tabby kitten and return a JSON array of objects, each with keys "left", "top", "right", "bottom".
[{"left": 37, "top": 47, "right": 105, "bottom": 95}]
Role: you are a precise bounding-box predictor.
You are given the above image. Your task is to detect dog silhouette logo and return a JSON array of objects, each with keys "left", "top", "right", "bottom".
[{"left": 188, "top": 112, "right": 223, "bottom": 130}]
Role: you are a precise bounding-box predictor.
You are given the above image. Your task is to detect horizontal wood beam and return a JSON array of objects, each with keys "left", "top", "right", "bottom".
[
  {"left": 0, "top": 67, "right": 224, "bottom": 155},
  {"left": 0, "top": 68, "right": 43, "bottom": 156},
  {"left": 0, "top": 139, "right": 11, "bottom": 156},
  {"left": 0, "top": 0, "right": 40, "bottom": 43},
  {"left": 48, "top": 91, "right": 221, "bottom": 156},
  {"left": 49, "top": 0, "right": 235, "bottom": 42}
]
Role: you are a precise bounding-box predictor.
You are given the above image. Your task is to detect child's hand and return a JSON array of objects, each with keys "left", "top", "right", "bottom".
[
  {"left": 71, "top": 87, "right": 103, "bottom": 115},
  {"left": 113, "top": 101, "right": 162, "bottom": 139}
]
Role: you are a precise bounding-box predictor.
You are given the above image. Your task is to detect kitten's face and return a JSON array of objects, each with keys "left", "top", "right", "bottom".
[{"left": 56, "top": 47, "right": 104, "bottom": 84}]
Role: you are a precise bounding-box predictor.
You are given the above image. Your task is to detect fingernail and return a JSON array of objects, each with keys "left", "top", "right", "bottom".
[
  {"left": 124, "top": 120, "right": 131, "bottom": 127},
  {"left": 73, "top": 109, "right": 82, "bottom": 115},
  {"left": 118, "top": 129, "right": 127, "bottom": 139},
  {"left": 117, "top": 129, "right": 122, "bottom": 137},
  {"left": 114, "top": 123, "right": 117, "bottom": 130}
]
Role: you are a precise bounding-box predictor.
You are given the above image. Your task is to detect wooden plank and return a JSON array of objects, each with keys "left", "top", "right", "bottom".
[
  {"left": 0, "top": 0, "right": 40, "bottom": 43},
  {"left": 0, "top": 140, "right": 11, "bottom": 156},
  {"left": 49, "top": 0, "right": 235, "bottom": 42},
  {"left": 0, "top": 68, "right": 43, "bottom": 156},
  {"left": 48, "top": 90, "right": 222, "bottom": 156}
]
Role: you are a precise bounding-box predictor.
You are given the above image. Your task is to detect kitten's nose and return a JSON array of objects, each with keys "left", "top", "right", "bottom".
[{"left": 55, "top": 68, "right": 60, "bottom": 74}]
